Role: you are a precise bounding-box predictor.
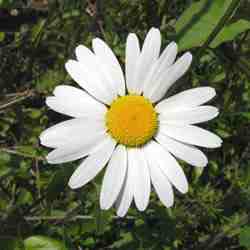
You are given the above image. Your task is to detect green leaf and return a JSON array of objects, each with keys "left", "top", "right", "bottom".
[
  {"left": 36, "top": 70, "right": 65, "bottom": 92},
  {"left": 175, "top": 0, "right": 233, "bottom": 51},
  {"left": 239, "top": 226, "right": 250, "bottom": 248},
  {"left": 0, "top": 0, "right": 14, "bottom": 7},
  {"left": 211, "top": 20, "right": 250, "bottom": 48},
  {"left": 239, "top": 112, "right": 250, "bottom": 120},
  {"left": 0, "top": 152, "right": 11, "bottom": 177},
  {"left": 210, "top": 71, "right": 226, "bottom": 83},
  {"left": 109, "top": 232, "right": 133, "bottom": 248},
  {"left": 16, "top": 189, "right": 33, "bottom": 206},
  {"left": 24, "top": 236, "right": 67, "bottom": 250},
  {"left": 95, "top": 208, "right": 112, "bottom": 235},
  {"left": 31, "top": 19, "right": 46, "bottom": 47},
  {"left": 0, "top": 32, "right": 5, "bottom": 42},
  {"left": 193, "top": 167, "right": 204, "bottom": 183}
]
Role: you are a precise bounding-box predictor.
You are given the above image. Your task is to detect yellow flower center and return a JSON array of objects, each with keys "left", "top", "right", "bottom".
[{"left": 105, "top": 95, "right": 158, "bottom": 147}]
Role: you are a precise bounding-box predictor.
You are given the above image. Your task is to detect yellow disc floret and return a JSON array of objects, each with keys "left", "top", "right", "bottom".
[{"left": 106, "top": 95, "right": 158, "bottom": 147}]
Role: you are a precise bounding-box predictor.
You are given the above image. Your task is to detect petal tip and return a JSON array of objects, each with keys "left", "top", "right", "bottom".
[
  {"left": 200, "top": 160, "right": 208, "bottom": 168},
  {"left": 179, "top": 182, "right": 189, "bottom": 194},
  {"left": 100, "top": 202, "right": 109, "bottom": 210},
  {"left": 45, "top": 96, "right": 54, "bottom": 107},
  {"left": 211, "top": 87, "right": 216, "bottom": 97},
  {"left": 150, "top": 27, "right": 160, "bottom": 32},
  {"left": 68, "top": 178, "right": 80, "bottom": 190},
  {"left": 170, "top": 41, "right": 178, "bottom": 50},
  {"left": 185, "top": 52, "right": 193, "bottom": 62},
  {"left": 46, "top": 155, "right": 53, "bottom": 164},
  {"left": 116, "top": 210, "right": 126, "bottom": 218},
  {"left": 65, "top": 60, "right": 75, "bottom": 72}
]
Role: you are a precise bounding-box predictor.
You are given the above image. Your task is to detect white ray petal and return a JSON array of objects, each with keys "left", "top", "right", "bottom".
[
  {"left": 129, "top": 148, "right": 150, "bottom": 211},
  {"left": 40, "top": 118, "right": 105, "bottom": 148},
  {"left": 133, "top": 28, "right": 161, "bottom": 94},
  {"left": 156, "top": 87, "right": 216, "bottom": 113},
  {"left": 159, "top": 124, "right": 222, "bottom": 148},
  {"left": 146, "top": 152, "right": 174, "bottom": 207},
  {"left": 143, "top": 42, "right": 178, "bottom": 96},
  {"left": 65, "top": 60, "right": 113, "bottom": 104},
  {"left": 155, "top": 133, "right": 208, "bottom": 167},
  {"left": 145, "top": 141, "right": 188, "bottom": 194},
  {"left": 75, "top": 45, "right": 117, "bottom": 99},
  {"left": 46, "top": 132, "right": 107, "bottom": 164},
  {"left": 92, "top": 38, "right": 125, "bottom": 96},
  {"left": 159, "top": 106, "right": 219, "bottom": 125},
  {"left": 68, "top": 136, "right": 116, "bottom": 189},
  {"left": 116, "top": 156, "right": 133, "bottom": 217},
  {"left": 126, "top": 33, "right": 140, "bottom": 94},
  {"left": 157, "top": 42, "right": 178, "bottom": 70},
  {"left": 148, "top": 52, "right": 192, "bottom": 103},
  {"left": 100, "top": 145, "right": 127, "bottom": 210},
  {"left": 46, "top": 85, "right": 107, "bottom": 118}
]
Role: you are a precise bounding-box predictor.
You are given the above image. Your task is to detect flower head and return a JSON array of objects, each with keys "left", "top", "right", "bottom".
[{"left": 40, "top": 28, "right": 222, "bottom": 217}]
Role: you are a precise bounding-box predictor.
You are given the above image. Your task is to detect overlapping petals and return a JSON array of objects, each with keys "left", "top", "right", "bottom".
[{"left": 40, "top": 27, "right": 222, "bottom": 217}]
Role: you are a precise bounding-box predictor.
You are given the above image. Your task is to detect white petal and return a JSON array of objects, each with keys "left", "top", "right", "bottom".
[
  {"left": 46, "top": 132, "right": 107, "bottom": 164},
  {"left": 126, "top": 33, "right": 140, "bottom": 94},
  {"left": 143, "top": 42, "right": 177, "bottom": 96},
  {"left": 75, "top": 45, "right": 118, "bottom": 99},
  {"left": 100, "top": 145, "right": 127, "bottom": 210},
  {"left": 157, "top": 42, "right": 178, "bottom": 70},
  {"left": 146, "top": 153, "right": 174, "bottom": 207},
  {"left": 68, "top": 136, "right": 116, "bottom": 189},
  {"left": 159, "top": 124, "right": 222, "bottom": 148},
  {"left": 116, "top": 157, "right": 133, "bottom": 217},
  {"left": 145, "top": 141, "right": 188, "bottom": 193},
  {"left": 46, "top": 85, "right": 107, "bottom": 118},
  {"left": 133, "top": 28, "right": 161, "bottom": 94},
  {"left": 65, "top": 60, "right": 113, "bottom": 104},
  {"left": 155, "top": 133, "right": 208, "bottom": 167},
  {"left": 159, "top": 106, "right": 219, "bottom": 125},
  {"left": 129, "top": 148, "right": 150, "bottom": 211},
  {"left": 148, "top": 52, "right": 192, "bottom": 103},
  {"left": 156, "top": 87, "right": 216, "bottom": 113},
  {"left": 142, "top": 60, "right": 159, "bottom": 96},
  {"left": 92, "top": 38, "right": 125, "bottom": 96},
  {"left": 40, "top": 118, "right": 105, "bottom": 148}
]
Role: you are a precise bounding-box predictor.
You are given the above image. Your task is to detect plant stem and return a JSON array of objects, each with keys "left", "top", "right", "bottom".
[
  {"left": 197, "top": 213, "right": 249, "bottom": 250},
  {"left": 0, "top": 148, "right": 44, "bottom": 161},
  {"left": 0, "top": 90, "right": 34, "bottom": 111},
  {"left": 24, "top": 215, "right": 135, "bottom": 221}
]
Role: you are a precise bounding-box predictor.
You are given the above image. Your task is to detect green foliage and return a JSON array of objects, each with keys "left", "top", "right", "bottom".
[
  {"left": 24, "top": 236, "right": 67, "bottom": 250},
  {"left": 174, "top": 0, "right": 245, "bottom": 51},
  {"left": 0, "top": 0, "right": 250, "bottom": 249},
  {"left": 239, "top": 226, "right": 250, "bottom": 248},
  {"left": 211, "top": 20, "right": 250, "bottom": 48},
  {"left": 0, "top": 0, "right": 14, "bottom": 7}
]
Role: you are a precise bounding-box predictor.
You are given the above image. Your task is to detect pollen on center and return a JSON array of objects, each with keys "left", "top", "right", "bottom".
[{"left": 105, "top": 95, "right": 158, "bottom": 147}]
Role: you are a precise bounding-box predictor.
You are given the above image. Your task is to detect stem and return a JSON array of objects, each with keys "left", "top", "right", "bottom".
[
  {"left": 0, "top": 148, "right": 45, "bottom": 161},
  {"left": 197, "top": 213, "right": 249, "bottom": 249},
  {"left": 194, "top": 0, "right": 241, "bottom": 63},
  {"left": 24, "top": 215, "right": 135, "bottom": 221},
  {"left": 208, "top": 214, "right": 249, "bottom": 249},
  {"left": 0, "top": 90, "right": 34, "bottom": 111}
]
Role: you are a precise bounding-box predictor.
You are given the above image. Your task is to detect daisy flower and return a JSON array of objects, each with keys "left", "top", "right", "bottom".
[{"left": 40, "top": 28, "right": 222, "bottom": 217}]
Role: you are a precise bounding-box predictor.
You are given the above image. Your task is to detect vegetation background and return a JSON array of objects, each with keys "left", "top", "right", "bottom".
[{"left": 0, "top": 0, "right": 250, "bottom": 249}]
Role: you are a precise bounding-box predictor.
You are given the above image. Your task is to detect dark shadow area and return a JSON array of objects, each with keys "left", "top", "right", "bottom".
[{"left": 0, "top": 8, "right": 47, "bottom": 31}]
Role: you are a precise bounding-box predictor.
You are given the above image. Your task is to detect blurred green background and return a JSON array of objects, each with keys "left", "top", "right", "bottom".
[{"left": 0, "top": 0, "right": 250, "bottom": 249}]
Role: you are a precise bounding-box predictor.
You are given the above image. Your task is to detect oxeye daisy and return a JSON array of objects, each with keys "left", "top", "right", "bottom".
[{"left": 40, "top": 28, "right": 222, "bottom": 217}]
